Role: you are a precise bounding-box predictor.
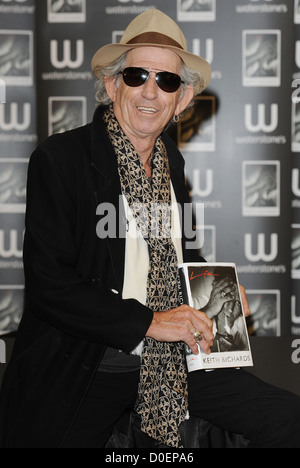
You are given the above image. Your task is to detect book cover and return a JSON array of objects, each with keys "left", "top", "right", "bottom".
[{"left": 179, "top": 263, "right": 253, "bottom": 372}]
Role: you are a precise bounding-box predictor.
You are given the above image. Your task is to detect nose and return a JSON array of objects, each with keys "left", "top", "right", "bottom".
[{"left": 141, "top": 72, "right": 159, "bottom": 100}]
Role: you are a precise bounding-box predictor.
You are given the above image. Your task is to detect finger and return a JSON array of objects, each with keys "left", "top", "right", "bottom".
[
  {"left": 198, "top": 339, "right": 212, "bottom": 355},
  {"left": 186, "top": 335, "right": 212, "bottom": 356},
  {"left": 186, "top": 318, "right": 214, "bottom": 350},
  {"left": 223, "top": 307, "right": 233, "bottom": 318},
  {"left": 189, "top": 331, "right": 213, "bottom": 355},
  {"left": 193, "top": 330, "right": 204, "bottom": 342},
  {"left": 214, "top": 278, "right": 232, "bottom": 291},
  {"left": 191, "top": 321, "right": 214, "bottom": 346},
  {"left": 190, "top": 321, "right": 214, "bottom": 348},
  {"left": 239, "top": 284, "right": 251, "bottom": 317},
  {"left": 222, "top": 284, "right": 236, "bottom": 296},
  {"left": 185, "top": 334, "right": 201, "bottom": 355},
  {"left": 196, "top": 320, "right": 214, "bottom": 347},
  {"left": 192, "top": 309, "right": 213, "bottom": 330},
  {"left": 201, "top": 329, "right": 214, "bottom": 348}
]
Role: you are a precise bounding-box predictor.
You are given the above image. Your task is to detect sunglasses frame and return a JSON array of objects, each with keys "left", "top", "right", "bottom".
[{"left": 120, "top": 67, "right": 185, "bottom": 94}]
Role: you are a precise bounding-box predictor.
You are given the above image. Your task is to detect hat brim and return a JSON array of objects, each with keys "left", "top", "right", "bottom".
[{"left": 91, "top": 43, "right": 211, "bottom": 94}]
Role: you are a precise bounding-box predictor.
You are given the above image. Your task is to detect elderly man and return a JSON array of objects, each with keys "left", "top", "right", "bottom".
[{"left": 1, "top": 9, "right": 300, "bottom": 449}]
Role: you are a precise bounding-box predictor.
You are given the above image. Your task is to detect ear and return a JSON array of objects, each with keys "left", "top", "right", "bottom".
[
  {"left": 175, "top": 85, "right": 195, "bottom": 116},
  {"left": 104, "top": 76, "right": 118, "bottom": 102}
]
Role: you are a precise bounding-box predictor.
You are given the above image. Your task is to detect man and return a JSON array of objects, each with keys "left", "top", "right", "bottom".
[{"left": 0, "top": 9, "right": 300, "bottom": 448}]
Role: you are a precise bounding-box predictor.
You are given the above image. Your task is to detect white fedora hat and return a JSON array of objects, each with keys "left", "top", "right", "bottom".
[{"left": 91, "top": 9, "right": 211, "bottom": 94}]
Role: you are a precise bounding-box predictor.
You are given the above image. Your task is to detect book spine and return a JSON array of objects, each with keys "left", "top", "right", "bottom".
[{"left": 179, "top": 267, "right": 190, "bottom": 306}]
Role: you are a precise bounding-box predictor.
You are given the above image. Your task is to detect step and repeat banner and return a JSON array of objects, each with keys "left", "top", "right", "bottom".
[
  {"left": 0, "top": 0, "right": 300, "bottom": 343},
  {"left": 0, "top": 0, "right": 36, "bottom": 334}
]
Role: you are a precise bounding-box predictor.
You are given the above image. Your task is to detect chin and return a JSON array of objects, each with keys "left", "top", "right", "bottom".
[{"left": 136, "top": 123, "right": 162, "bottom": 135}]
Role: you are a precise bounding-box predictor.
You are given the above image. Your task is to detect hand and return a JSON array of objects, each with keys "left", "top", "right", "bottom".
[
  {"left": 216, "top": 300, "right": 242, "bottom": 332},
  {"left": 203, "top": 278, "right": 236, "bottom": 320},
  {"left": 223, "top": 299, "right": 242, "bottom": 320},
  {"left": 239, "top": 285, "right": 251, "bottom": 318},
  {"left": 146, "top": 305, "right": 214, "bottom": 356}
]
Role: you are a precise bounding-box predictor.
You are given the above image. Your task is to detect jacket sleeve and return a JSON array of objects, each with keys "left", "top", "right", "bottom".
[{"left": 23, "top": 145, "right": 154, "bottom": 353}]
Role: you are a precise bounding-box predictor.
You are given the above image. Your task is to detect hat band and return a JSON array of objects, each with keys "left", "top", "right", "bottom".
[{"left": 126, "top": 32, "right": 184, "bottom": 50}]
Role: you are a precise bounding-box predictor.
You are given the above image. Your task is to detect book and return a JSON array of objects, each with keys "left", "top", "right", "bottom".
[{"left": 179, "top": 263, "right": 253, "bottom": 372}]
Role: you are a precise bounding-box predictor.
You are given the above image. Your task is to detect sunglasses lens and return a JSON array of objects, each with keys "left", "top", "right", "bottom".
[
  {"left": 157, "top": 72, "right": 182, "bottom": 93},
  {"left": 122, "top": 68, "right": 148, "bottom": 87}
]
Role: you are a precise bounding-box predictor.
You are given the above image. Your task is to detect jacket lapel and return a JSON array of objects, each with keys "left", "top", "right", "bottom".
[
  {"left": 90, "top": 106, "right": 126, "bottom": 293},
  {"left": 162, "top": 132, "right": 193, "bottom": 258}
]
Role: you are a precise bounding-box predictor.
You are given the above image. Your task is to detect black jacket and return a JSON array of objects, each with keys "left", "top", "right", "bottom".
[{"left": 0, "top": 106, "right": 201, "bottom": 448}]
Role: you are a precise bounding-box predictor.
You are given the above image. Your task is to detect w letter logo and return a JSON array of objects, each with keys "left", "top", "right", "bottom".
[
  {"left": 245, "top": 233, "right": 278, "bottom": 263},
  {"left": 50, "top": 40, "right": 84, "bottom": 69},
  {"left": 245, "top": 104, "right": 278, "bottom": 133}
]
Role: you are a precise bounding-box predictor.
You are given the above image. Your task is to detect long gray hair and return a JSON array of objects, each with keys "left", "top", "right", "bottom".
[{"left": 94, "top": 51, "right": 205, "bottom": 114}]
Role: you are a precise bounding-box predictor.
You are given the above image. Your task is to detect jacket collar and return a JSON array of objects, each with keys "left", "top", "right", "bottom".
[{"left": 90, "top": 105, "right": 119, "bottom": 186}]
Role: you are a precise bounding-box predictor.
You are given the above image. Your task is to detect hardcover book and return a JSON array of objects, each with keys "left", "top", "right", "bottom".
[{"left": 179, "top": 263, "right": 253, "bottom": 372}]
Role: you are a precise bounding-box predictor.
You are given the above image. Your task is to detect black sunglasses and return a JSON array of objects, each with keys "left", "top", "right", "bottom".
[{"left": 120, "top": 67, "right": 185, "bottom": 94}]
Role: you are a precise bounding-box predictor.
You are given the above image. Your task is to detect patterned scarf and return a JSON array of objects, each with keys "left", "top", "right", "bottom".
[{"left": 103, "top": 105, "right": 188, "bottom": 448}]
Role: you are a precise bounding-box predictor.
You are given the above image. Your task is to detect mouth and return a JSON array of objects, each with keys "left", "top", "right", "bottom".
[{"left": 137, "top": 106, "right": 158, "bottom": 115}]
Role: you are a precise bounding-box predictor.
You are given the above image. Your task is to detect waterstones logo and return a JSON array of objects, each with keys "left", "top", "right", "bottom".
[
  {"left": 244, "top": 233, "right": 278, "bottom": 263},
  {"left": 236, "top": 0, "right": 288, "bottom": 14},
  {"left": 0, "top": 103, "right": 31, "bottom": 132},
  {"left": 0, "top": 0, "right": 35, "bottom": 15},
  {"left": 105, "top": 0, "right": 154, "bottom": 15},
  {"left": 0, "top": 79, "right": 6, "bottom": 104},
  {"left": 50, "top": 40, "right": 84, "bottom": 70},
  {"left": 238, "top": 232, "right": 285, "bottom": 275},
  {"left": 0, "top": 228, "right": 23, "bottom": 259},
  {"left": 236, "top": 103, "right": 286, "bottom": 145},
  {"left": 245, "top": 104, "right": 278, "bottom": 133}
]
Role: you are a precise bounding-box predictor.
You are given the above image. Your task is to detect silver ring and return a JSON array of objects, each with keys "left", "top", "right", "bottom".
[{"left": 193, "top": 330, "right": 203, "bottom": 342}]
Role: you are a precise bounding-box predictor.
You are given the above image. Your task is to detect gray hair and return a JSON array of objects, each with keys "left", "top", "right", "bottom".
[{"left": 94, "top": 51, "right": 205, "bottom": 111}]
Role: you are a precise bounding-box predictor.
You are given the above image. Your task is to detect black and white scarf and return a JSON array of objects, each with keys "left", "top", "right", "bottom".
[{"left": 103, "top": 105, "right": 188, "bottom": 448}]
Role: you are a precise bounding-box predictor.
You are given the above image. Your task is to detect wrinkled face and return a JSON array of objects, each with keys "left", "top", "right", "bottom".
[{"left": 105, "top": 47, "right": 194, "bottom": 144}]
